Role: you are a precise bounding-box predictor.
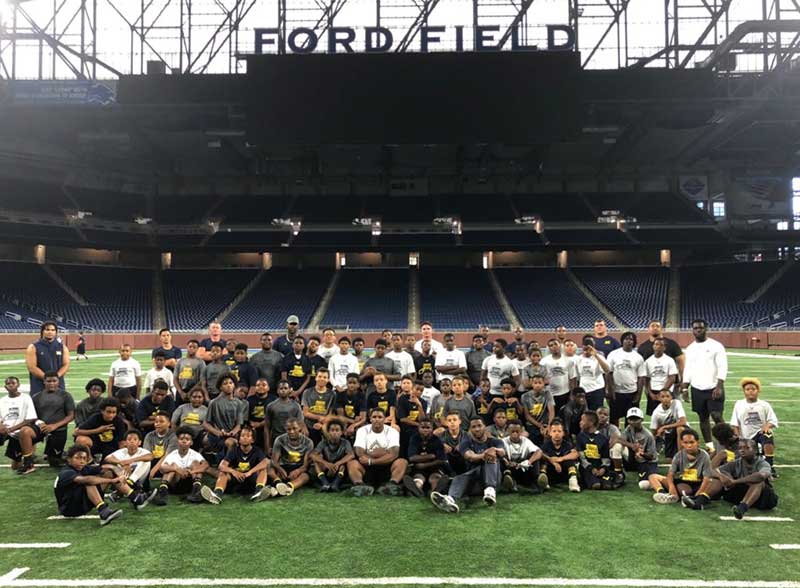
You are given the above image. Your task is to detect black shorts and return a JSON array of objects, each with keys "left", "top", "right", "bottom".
[
  {"left": 0, "top": 434, "right": 22, "bottom": 462},
  {"left": 610, "top": 393, "right": 637, "bottom": 422},
  {"left": 691, "top": 386, "right": 724, "bottom": 420},
  {"left": 585, "top": 388, "right": 605, "bottom": 411},
  {"left": 112, "top": 385, "right": 138, "bottom": 400},
  {"left": 275, "top": 462, "right": 304, "bottom": 480},
  {"left": 553, "top": 394, "right": 570, "bottom": 414},
  {"left": 228, "top": 475, "right": 258, "bottom": 495},
  {"left": 580, "top": 466, "right": 614, "bottom": 490},
  {"left": 168, "top": 476, "right": 196, "bottom": 495},
  {"left": 674, "top": 479, "right": 702, "bottom": 495},
  {"left": 364, "top": 464, "right": 393, "bottom": 487},
  {"left": 58, "top": 486, "right": 95, "bottom": 517},
  {"left": 625, "top": 459, "right": 658, "bottom": 479},
  {"left": 723, "top": 483, "right": 778, "bottom": 510},
  {"left": 754, "top": 431, "right": 776, "bottom": 451},
  {"left": 661, "top": 428, "right": 679, "bottom": 459},
  {"left": 31, "top": 425, "right": 68, "bottom": 457}
]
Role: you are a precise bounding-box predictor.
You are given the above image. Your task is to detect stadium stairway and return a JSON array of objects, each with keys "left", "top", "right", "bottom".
[
  {"left": 408, "top": 268, "right": 420, "bottom": 331},
  {"left": 745, "top": 259, "right": 795, "bottom": 303},
  {"left": 307, "top": 271, "right": 342, "bottom": 331},
  {"left": 152, "top": 269, "right": 167, "bottom": 331},
  {"left": 666, "top": 266, "right": 681, "bottom": 329},
  {"left": 42, "top": 264, "right": 87, "bottom": 306},
  {"left": 487, "top": 269, "right": 521, "bottom": 329},
  {"left": 215, "top": 269, "right": 267, "bottom": 324},
  {"left": 566, "top": 268, "right": 630, "bottom": 329}
]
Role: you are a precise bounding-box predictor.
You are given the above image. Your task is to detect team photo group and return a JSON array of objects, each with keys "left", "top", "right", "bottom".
[{"left": 0, "top": 315, "right": 780, "bottom": 524}]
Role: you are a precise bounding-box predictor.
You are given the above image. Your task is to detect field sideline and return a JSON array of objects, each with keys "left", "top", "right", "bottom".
[{"left": 1, "top": 349, "right": 798, "bottom": 587}]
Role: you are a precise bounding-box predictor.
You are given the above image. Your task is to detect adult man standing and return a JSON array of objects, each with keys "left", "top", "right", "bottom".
[
  {"left": 274, "top": 315, "right": 303, "bottom": 356},
  {"left": 637, "top": 320, "right": 685, "bottom": 379},
  {"left": 249, "top": 333, "right": 284, "bottom": 392},
  {"left": 480, "top": 326, "right": 494, "bottom": 353},
  {"left": 681, "top": 319, "right": 728, "bottom": 450},
  {"left": 555, "top": 325, "right": 568, "bottom": 351},
  {"left": 593, "top": 320, "right": 620, "bottom": 356},
  {"left": 414, "top": 321, "right": 445, "bottom": 355},
  {"left": 435, "top": 333, "right": 468, "bottom": 384},
  {"left": 152, "top": 328, "right": 182, "bottom": 371},
  {"left": 26, "top": 322, "right": 70, "bottom": 397},
  {"left": 506, "top": 327, "right": 528, "bottom": 356},
  {"left": 480, "top": 339, "right": 520, "bottom": 397},
  {"left": 197, "top": 322, "right": 226, "bottom": 362},
  {"left": 466, "top": 334, "right": 491, "bottom": 387},
  {"left": 386, "top": 334, "right": 416, "bottom": 379}
]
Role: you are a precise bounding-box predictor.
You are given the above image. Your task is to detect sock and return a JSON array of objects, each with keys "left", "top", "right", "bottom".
[
  {"left": 287, "top": 482, "right": 294, "bottom": 489},
  {"left": 695, "top": 493, "right": 710, "bottom": 506},
  {"left": 765, "top": 455, "right": 774, "bottom": 467},
  {"left": 337, "top": 469, "right": 345, "bottom": 478},
  {"left": 317, "top": 471, "right": 325, "bottom": 479},
  {"left": 738, "top": 502, "right": 750, "bottom": 514},
  {"left": 255, "top": 483, "right": 265, "bottom": 491},
  {"left": 126, "top": 479, "right": 135, "bottom": 488},
  {"left": 656, "top": 488, "right": 667, "bottom": 494},
  {"left": 214, "top": 487, "right": 225, "bottom": 495},
  {"left": 158, "top": 484, "right": 168, "bottom": 495},
  {"left": 95, "top": 501, "right": 109, "bottom": 514},
  {"left": 414, "top": 478, "right": 424, "bottom": 489},
  {"left": 122, "top": 486, "right": 133, "bottom": 497}
]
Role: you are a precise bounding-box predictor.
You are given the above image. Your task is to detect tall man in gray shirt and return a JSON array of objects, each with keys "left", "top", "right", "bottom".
[
  {"left": 30, "top": 372, "right": 75, "bottom": 466},
  {"left": 250, "top": 333, "right": 284, "bottom": 392},
  {"left": 466, "top": 334, "right": 491, "bottom": 387}
]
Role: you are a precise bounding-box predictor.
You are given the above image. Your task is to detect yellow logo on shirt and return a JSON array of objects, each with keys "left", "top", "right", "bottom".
[
  {"left": 378, "top": 401, "right": 388, "bottom": 413},
  {"left": 725, "top": 449, "right": 736, "bottom": 463},
  {"left": 682, "top": 468, "right": 699, "bottom": 482},
  {"left": 287, "top": 450, "right": 301, "bottom": 463},
  {"left": 237, "top": 461, "right": 251, "bottom": 472},
  {"left": 289, "top": 365, "right": 305, "bottom": 377},
  {"left": 345, "top": 405, "right": 355, "bottom": 418},
  {"left": 312, "top": 399, "right": 327, "bottom": 414},
  {"left": 584, "top": 443, "right": 600, "bottom": 460},
  {"left": 409, "top": 409, "right": 420, "bottom": 421},
  {"left": 152, "top": 445, "right": 165, "bottom": 458},
  {"left": 184, "top": 413, "right": 201, "bottom": 425},
  {"left": 99, "top": 430, "right": 114, "bottom": 442},
  {"left": 252, "top": 406, "right": 265, "bottom": 419},
  {"left": 506, "top": 408, "right": 518, "bottom": 420},
  {"left": 179, "top": 366, "right": 194, "bottom": 379},
  {"left": 532, "top": 404, "right": 543, "bottom": 417}
]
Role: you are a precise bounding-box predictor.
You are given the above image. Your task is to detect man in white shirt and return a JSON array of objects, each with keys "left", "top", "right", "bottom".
[
  {"left": 414, "top": 321, "right": 445, "bottom": 355},
  {"left": 0, "top": 375, "right": 38, "bottom": 471},
  {"left": 606, "top": 332, "right": 646, "bottom": 427},
  {"left": 643, "top": 337, "right": 679, "bottom": 415},
  {"left": 541, "top": 338, "right": 577, "bottom": 413},
  {"left": 348, "top": 408, "right": 408, "bottom": 496},
  {"left": 434, "top": 333, "right": 467, "bottom": 383},
  {"left": 681, "top": 319, "right": 728, "bottom": 449},
  {"left": 385, "top": 334, "right": 417, "bottom": 380},
  {"left": 317, "top": 328, "right": 338, "bottom": 362},
  {"left": 480, "top": 339, "right": 520, "bottom": 396},
  {"left": 575, "top": 336, "right": 610, "bottom": 411},
  {"left": 327, "top": 336, "right": 360, "bottom": 392}
]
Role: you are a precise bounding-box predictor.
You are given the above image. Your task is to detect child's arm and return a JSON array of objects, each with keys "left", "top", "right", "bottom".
[
  {"left": 189, "top": 459, "right": 208, "bottom": 476},
  {"left": 333, "top": 449, "right": 355, "bottom": 469},
  {"left": 107, "top": 372, "right": 115, "bottom": 397}
]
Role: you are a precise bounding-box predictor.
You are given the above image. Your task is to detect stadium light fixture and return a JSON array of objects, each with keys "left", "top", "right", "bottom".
[
  {"left": 451, "top": 218, "right": 462, "bottom": 236},
  {"left": 134, "top": 217, "right": 152, "bottom": 225},
  {"left": 291, "top": 220, "right": 301, "bottom": 236},
  {"left": 409, "top": 252, "right": 419, "bottom": 267},
  {"left": 371, "top": 220, "right": 382, "bottom": 237}
]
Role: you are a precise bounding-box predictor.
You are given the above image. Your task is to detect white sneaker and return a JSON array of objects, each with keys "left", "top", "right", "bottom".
[
  {"left": 652, "top": 492, "right": 679, "bottom": 504},
  {"left": 200, "top": 485, "right": 221, "bottom": 505},
  {"left": 250, "top": 486, "right": 276, "bottom": 502},
  {"left": 638, "top": 480, "right": 652, "bottom": 491},
  {"left": 483, "top": 486, "right": 497, "bottom": 506},
  {"left": 275, "top": 482, "right": 294, "bottom": 496},
  {"left": 568, "top": 476, "right": 581, "bottom": 493},
  {"left": 430, "top": 491, "right": 459, "bottom": 513}
]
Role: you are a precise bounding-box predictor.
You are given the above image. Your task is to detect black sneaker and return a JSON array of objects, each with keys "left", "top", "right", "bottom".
[
  {"left": 151, "top": 488, "right": 168, "bottom": 506},
  {"left": 402, "top": 475, "right": 424, "bottom": 498},
  {"left": 732, "top": 504, "right": 746, "bottom": 520},
  {"left": 771, "top": 467, "right": 779, "bottom": 480},
  {"left": 99, "top": 508, "right": 123, "bottom": 526},
  {"left": 681, "top": 495, "right": 704, "bottom": 510},
  {"left": 186, "top": 485, "right": 204, "bottom": 504},
  {"left": 330, "top": 476, "right": 343, "bottom": 493},
  {"left": 47, "top": 456, "right": 66, "bottom": 468},
  {"left": 16, "top": 461, "right": 36, "bottom": 476},
  {"left": 501, "top": 472, "right": 516, "bottom": 493},
  {"left": 131, "top": 489, "right": 158, "bottom": 511}
]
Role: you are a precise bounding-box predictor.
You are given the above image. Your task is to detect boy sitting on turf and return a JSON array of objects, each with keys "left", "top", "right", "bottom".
[
  {"left": 104, "top": 429, "right": 153, "bottom": 495},
  {"left": 349, "top": 408, "right": 407, "bottom": 497},
  {"left": 73, "top": 397, "right": 128, "bottom": 460},
  {"left": 202, "top": 425, "right": 270, "bottom": 504},
  {"left": 650, "top": 388, "right": 687, "bottom": 459},
  {"left": 310, "top": 418, "right": 355, "bottom": 492},
  {"left": 336, "top": 373, "right": 367, "bottom": 439},
  {"left": 151, "top": 426, "right": 208, "bottom": 505},
  {"left": 487, "top": 408, "right": 510, "bottom": 440},
  {"left": 0, "top": 375, "right": 38, "bottom": 473},
  {"left": 613, "top": 407, "right": 667, "bottom": 497},
  {"left": 559, "top": 387, "right": 587, "bottom": 440},
  {"left": 269, "top": 417, "right": 313, "bottom": 496},
  {"left": 171, "top": 388, "right": 208, "bottom": 450},
  {"left": 681, "top": 438, "right": 778, "bottom": 517},
  {"left": 540, "top": 419, "right": 580, "bottom": 492},
  {"left": 501, "top": 420, "right": 547, "bottom": 493},
  {"left": 521, "top": 374, "right": 553, "bottom": 445},
  {"left": 402, "top": 417, "right": 448, "bottom": 498},
  {"left": 576, "top": 410, "right": 615, "bottom": 490},
  {"left": 729, "top": 377, "right": 779, "bottom": 476},
  {"left": 664, "top": 428, "right": 713, "bottom": 504},
  {"left": 430, "top": 416, "right": 505, "bottom": 513},
  {"left": 438, "top": 411, "right": 467, "bottom": 475},
  {"left": 54, "top": 443, "right": 154, "bottom": 525},
  {"left": 247, "top": 378, "right": 272, "bottom": 451},
  {"left": 143, "top": 411, "right": 178, "bottom": 470},
  {"left": 597, "top": 406, "right": 623, "bottom": 486}
]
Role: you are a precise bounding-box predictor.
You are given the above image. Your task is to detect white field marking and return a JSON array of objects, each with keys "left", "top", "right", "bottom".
[
  {"left": 45, "top": 515, "right": 99, "bottom": 520},
  {"left": 0, "top": 568, "right": 29, "bottom": 583},
  {"left": 4, "top": 574, "right": 800, "bottom": 588},
  {"left": 0, "top": 544, "right": 70, "bottom": 549},
  {"left": 0, "top": 350, "right": 150, "bottom": 366},
  {"left": 772, "top": 384, "right": 800, "bottom": 388},
  {"left": 656, "top": 464, "right": 799, "bottom": 469},
  {"left": 719, "top": 516, "right": 794, "bottom": 522},
  {"left": 771, "top": 545, "right": 800, "bottom": 550},
  {"left": 728, "top": 352, "right": 800, "bottom": 360}
]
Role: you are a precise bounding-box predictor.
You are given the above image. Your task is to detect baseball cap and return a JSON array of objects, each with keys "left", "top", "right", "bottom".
[
  {"left": 286, "top": 315, "right": 300, "bottom": 324},
  {"left": 626, "top": 407, "right": 644, "bottom": 420}
]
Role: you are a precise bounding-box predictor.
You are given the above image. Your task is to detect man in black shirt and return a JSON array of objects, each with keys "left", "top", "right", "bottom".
[
  {"left": 637, "top": 320, "right": 685, "bottom": 377},
  {"left": 274, "top": 315, "right": 304, "bottom": 356},
  {"left": 151, "top": 328, "right": 181, "bottom": 371}
]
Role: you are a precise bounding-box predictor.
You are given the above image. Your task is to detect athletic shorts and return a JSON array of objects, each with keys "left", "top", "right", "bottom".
[
  {"left": 228, "top": 475, "right": 258, "bottom": 495},
  {"left": 553, "top": 394, "right": 570, "bottom": 413},
  {"left": 674, "top": 479, "right": 702, "bottom": 495},
  {"left": 723, "top": 483, "right": 778, "bottom": 510},
  {"left": 276, "top": 462, "right": 304, "bottom": 479},
  {"left": 58, "top": 486, "right": 95, "bottom": 517},
  {"left": 364, "top": 464, "right": 393, "bottom": 487},
  {"left": 543, "top": 460, "right": 576, "bottom": 485},
  {"left": 610, "top": 393, "right": 637, "bottom": 422},
  {"left": 168, "top": 476, "right": 196, "bottom": 495},
  {"left": 580, "top": 466, "right": 614, "bottom": 490},
  {"left": 626, "top": 459, "right": 658, "bottom": 479},
  {"left": 754, "top": 430, "right": 775, "bottom": 451},
  {"left": 585, "top": 388, "right": 606, "bottom": 411},
  {"left": 691, "top": 386, "right": 724, "bottom": 420}
]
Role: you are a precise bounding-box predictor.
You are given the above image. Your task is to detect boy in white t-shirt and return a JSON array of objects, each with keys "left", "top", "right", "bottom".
[
  {"left": 0, "top": 375, "right": 38, "bottom": 473},
  {"left": 151, "top": 426, "right": 208, "bottom": 506},
  {"left": 650, "top": 389, "right": 687, "bottom": 458},
  {"left": 501, "top": 420, "right": 547, "bottom": 493},
  {"left": 108, "top": 344, "right": 142, "bottom": 399},
  {"left": 643, "top": 337, "right": 679, "bottom": 415},
  {"left": 104, "top": 429, "right": 153, "bottom": 495},
  {"left": 730, "top": 377, "right": 779, "bottom": 474},
  {"left": 144, "top": 352, "right": 175, "bottom": 396}
]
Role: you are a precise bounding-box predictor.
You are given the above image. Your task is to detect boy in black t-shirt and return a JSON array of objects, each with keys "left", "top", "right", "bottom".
[
  {"left": 403, "top": 417, "right": 448, "bottom": 498},
  {"left": 336, "top": 373, "right": 366, "bottom": 439},
  {"left": 540, "top": 419, "right": 580, "bottom": 492},
  {"left": 248, "top": 378, "right": 272, "bottom": 451},
  {"left": 73, "top": 398, "right": 127, "bottom": 459},
  {"left": 229, "top": 344, "right": 259, "bottom": 392},
  {"left": 396, "top": 377, "right": 427, "bottom": 457},
  {"left": 366, "top": 372, "right": 397, "bottom": 429},
  {"left": 306, "top": 337, "right": 328, "bottom": 381},
  {"left": 281, "top": 336, "right": 312, "bottom": 399},
  {"left": 53, "top": 444, "right": 154, "bottom": 525},
  {"left": 489, "top": 378, "right": 522, "bottom": 422},
  {"left": 576, "top": 410, "right": 614, "bottom": 490},
  {"left": 559, "top": 387, "right": 587, "bottom": 440},
  {"left": 202, "top": 425, "right": 270, "bottom": 504},
  {"left": 310, "top": 419, "right": 355, "bottom": 492},
  {"left": 438, "top": 412, "right": 467, "bottom": 475}
]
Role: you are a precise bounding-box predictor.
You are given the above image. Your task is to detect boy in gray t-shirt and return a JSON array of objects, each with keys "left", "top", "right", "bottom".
[
  {"left": 175, "top": 340, "right": 206, "bottom": 403},
  {"left": 171, "top": 388, "right": 208, "bottom": 445},
  {"left": 665, "top": 429, "right": 712, "bottom": 501},
  {"left": 443, "top": 376, "right": 476, "bottom": 431},
  {"left": 31, "top": 375, "right": 76, "bottom": 465},
  {"left": 269, "top": 417, "right": 314, "bottom": 496},
  {"left": 310, "top": 419, "right": 355, "bottom": 492},
  {"left": 266, "top": 381, "right": 304, "bottom": 443}
]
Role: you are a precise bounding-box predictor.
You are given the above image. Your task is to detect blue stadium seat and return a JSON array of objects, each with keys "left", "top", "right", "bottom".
[
  {"left": 322, "top": 269, "right": 409, "bottom": 330},
  {"left": 419, "top": 268, "right": 507, "bottom": 330},
  {"left": 573, "top": 267, "right": 668, "bottom": 329},
  {"left": 164, "top": 269, "right": 258, "bottom": 331}
]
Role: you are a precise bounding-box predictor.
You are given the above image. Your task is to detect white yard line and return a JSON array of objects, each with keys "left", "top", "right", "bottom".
[
  {"left": 728, "top": 352, "right": 800, "bottom": 360},
  {"left": 771, "top": 545, "right": 800, "bottom": 550},
  {"left": 45, "top": 515, "right": 99, "bottom": 520},
  {"left": 3, "top": 572, "right": 800, "bottom": 588},
  {"left": 0, "top": 544, "right": 69, "bottom": 549},
  {"left": 0, "top": 351, "right": 150, "bottom": 366},
  {"left": 718, "top": 516, "right": 794, "bottom": 522}
]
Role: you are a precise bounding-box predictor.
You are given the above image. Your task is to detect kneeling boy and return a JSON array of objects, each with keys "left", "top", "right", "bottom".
[
  {"left": 269, "top": 417, "right": 313, "bottom": 496},
  {"left": 663, "top": 428, "right": 712, "bottom": 505}
]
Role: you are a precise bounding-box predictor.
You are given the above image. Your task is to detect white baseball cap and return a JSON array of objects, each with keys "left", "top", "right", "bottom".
[{"left": 626, "top": 407, "right": 644, "bottom": 420}]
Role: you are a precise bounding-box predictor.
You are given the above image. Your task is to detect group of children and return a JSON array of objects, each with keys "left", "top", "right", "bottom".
[{"left": 0, "top": 332, "right": 781, "bottom": 524}]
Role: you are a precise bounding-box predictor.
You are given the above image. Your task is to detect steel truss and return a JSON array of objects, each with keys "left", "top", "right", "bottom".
[{"left": 1, "top": 0, "right": 800, "bottom": 79}]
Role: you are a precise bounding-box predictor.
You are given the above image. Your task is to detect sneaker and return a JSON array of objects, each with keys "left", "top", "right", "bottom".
[
  {"left": 47, "top": 456, "right": 66, "bottom": 468},
  {"left": 568, "top": 475, "right": 581, "bottom": 493},
  {"left": 151, "top": 488, "right": 168, "bottom": 507},
  {"left": 319, "top": 484, "right": 331, "bottom": 493},
  {"left": 250, "top": 486, "right": 275, "bottom": 502},
  {"left": 99, "top": 508, "right": 122, "bottom": 526},
  {"left": 350, "top": 484, "right": 374, "bottom": 497},
  {"left": 681, "top": 495, "right": 703, "bottom": 510},
  {"left": 16, "top": 462, "right": 36, "bottom": 476},
  {"left": 377, "top": 482, "right": 403, "bottom": 497},
  {"left": 185, "top": 485, "right": 204, "bottom": 504},
  {"left": 430, "top": 491, "right": 459, "bottom": 514},
  {"left": 732, "top": 504, "right": 746, "bottom": 520},
  {"left": 402, "top": 475, "right": 424, "bottom": 498},
  {"left": 537, "top": 472, "right": 550, "bottom": 491},
  {"left": 501, "top": 472, "right": 515, "bottom": 493},
  {"left": 200, "top": 485, "right": 222, "bottom": 505},
  {"left": 652, "top": 491, "right": 678, "bottom": 504},
  {"left": 131, "top": 489, "right": 157, "bottom": 511},
  {"left": 613, "top": 471, "right": 625, "bottom": 488},
  {"left": 483, "top": 486, "right": 497, "bottom": 506},
  {"left": 275, "top": 482, "right": 294, "bottom": 496},
  {"left": 103, "top": 492, "right": 118, "bottom": 504}
]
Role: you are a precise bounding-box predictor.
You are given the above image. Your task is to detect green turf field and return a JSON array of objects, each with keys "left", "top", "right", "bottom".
[{"left": 1, "top": 349, "right": 799, "bottom": 587}]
